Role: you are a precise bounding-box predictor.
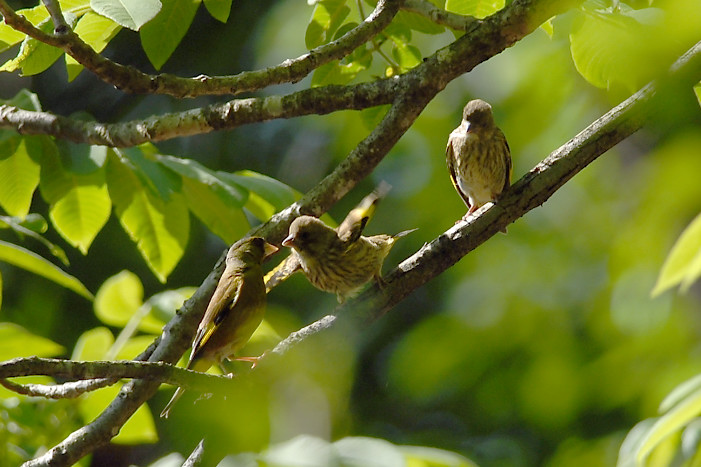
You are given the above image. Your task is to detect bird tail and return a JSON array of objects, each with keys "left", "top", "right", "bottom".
[
  {"left": 160, "top": 387, "right": 186, "bottom": 418},
  {"left": 393, "top": 228, "right": 418, "bottom": 239}
]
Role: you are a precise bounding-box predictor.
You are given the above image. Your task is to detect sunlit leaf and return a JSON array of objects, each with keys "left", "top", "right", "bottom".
[
  {"left": 0, "top": 4, "right": 48, "bottom": 54},
  {"left": 40, "top": 149, "right": 111, "bottom": 254},
  {"left": 391, "top": 42, "right": 421, "bottom": 71},
  {"left": 334, "top": 437, "right": 405, "bottom": 466},
  {"left": 636, "top": 388, "right": 701, "bottom": 463},
  {"left": 94, "top": 270, "right": 144, "bottom": 327},
  {"left": 569, "top": 3, "right": 665, "bottom": 93},
  {"left": 0, "top": 136, "right": 42, "bottom": 218},
  {"left": 305, "top": 0, "right": 350, "bottom": 49},
  {"left": 652, "top": 212, "right": 701, "bottom": 296},
  {"left": 107, "top": 155, "right": 189, "bottom": 282},
  {"left": 0, "top": 322, "right": 65, "bottom": 361},
  {"left": 0, "top": 240, "right": 93, "bottom": 299},
  {"left": 0, "top": 214, "right": 68, "bottom": 265},
  {"left": 401, "top": 445, "right": 478, "bottom": 466},
  {"left": 72, "top": 327, "right": 113, "bottom": 361},
  {"left": 91, "top": 0, "right": 161, "bottom": 31},
  {"left": 140, "top": 0, "right": 200, "bottom": 70},
  {"left": 203, "top": 0, "right": 232, "bottom": 22},
  {"left": 445, "top": 0, "right": 504, "bottom": 19},
  {"left": 0, "top": 13, "right": 76, "bottom": 76}
]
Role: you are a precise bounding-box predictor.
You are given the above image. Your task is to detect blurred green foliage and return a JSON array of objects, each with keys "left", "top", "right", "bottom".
[{"left": 0, "top": 0, "right": 700, "bottom": 466}]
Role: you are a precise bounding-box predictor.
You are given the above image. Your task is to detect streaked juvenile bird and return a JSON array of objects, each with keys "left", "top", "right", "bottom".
[
  {"left": 264, "top": 183, "right": 390, "bottom": 292},
  {"left": 446, "top": 99, "right": 512, "bottom": 222},
  {"left": 281, "top": 215, "right": 414, "bottom": 302},
  {"left": 160, "top": 237, "right": 277, "bottom": 418}
]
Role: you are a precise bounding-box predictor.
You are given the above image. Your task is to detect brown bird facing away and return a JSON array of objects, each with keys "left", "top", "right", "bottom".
[
  {"left": 264, "top": 182, "right": 391, "bottom": 292},
  {"left": 160, "top": 237, "right": 278, "bottom": 419},
  {"left": 446, "top": 99, "right": 512, "bottom": 224},
  {"left": 281, "top": 215, "right": 415, "bottom": 302}
]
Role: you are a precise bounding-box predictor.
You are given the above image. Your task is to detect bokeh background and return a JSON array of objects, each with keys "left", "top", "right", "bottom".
[{"left": 1, "top": 0, "right": 701, "bottom": 465}]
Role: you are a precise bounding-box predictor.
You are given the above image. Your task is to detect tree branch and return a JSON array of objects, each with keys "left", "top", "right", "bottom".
[
  {"left": 0, "top": 357, "right": 238, "bottom": 396},
  {"left": 0, "top": 0, "right": 400, "bottom": 97}
]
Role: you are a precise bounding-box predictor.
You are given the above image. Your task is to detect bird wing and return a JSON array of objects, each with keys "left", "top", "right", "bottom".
[
  {"left": 264, "top": 252, "right": 301, "bottom": 292},
  {"left": 336, "top": 181, "right": 390, "bottom": 243},
  {"left": 446, "top": 139, "right": 471, "bottom": 208},
  {"left": 189, "top": 271, "right": 244, "bottom": 364},
  {"left": 499, "top": 129, "right": 512, "bottom": 193}
]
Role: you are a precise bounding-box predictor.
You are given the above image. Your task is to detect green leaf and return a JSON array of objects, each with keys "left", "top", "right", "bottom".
[
  {"left": 158, "top": 156, "right": 249, "bottom": 242},
  {"left": 66, "top": 11, "right": 122, "bottom": 81},
  {"left": 0, "top": 13, "right": 76, "bottom": 76},
  {"left": 652, "top": 212, "right": 701, "bottom": 296},
  {"left": 618, "top": 419, "right": 658, "bottom": 467},
  {"left": 305, "top": 0, "right": 350, "bottom": 49},
  {"left": 540, "top": 17, "right": 554, "bottom": 38},
  {"left": 203, "top": 0, "right": 232, "bottom": 22},
  {"left": 0, "top": 322, "right": 65, "bottom": 361},
  {"left": 220, "top": 170, "right": 297, "bottom": 221},
  {"left": 569, "top": 4, "right": 665, "bottom": 93},
  {"left": 391, "top": 42, "right": 421, "bottom": 71},
  {"left": 394, "top": 10, "right": 444, "bottom": 34},
  {"left": 144, "top": 287, "right": 195, "bottom": 324},
  {"left": 660, "top": 374, "right": 701, "bottom": 413},
  {"left": 72, "top": 327, "right": 113, "bottom": 360},
  {"left": 334, "top": 437, "right": 405, "bottom": 466},
  {"left": 695, "top": 83, "right": 701, "bottom": 108},
  {"left": 0, "top": 240, "right": 93, "bottom": 299},
  {"left": 56, "top": 143, "right": 108, "bottom": 175},
  {"left": 310, "top": 59, "right": 366, "bottom": 86},
  {"left": 0, "top": 214, "right": 69, "bottom": 265},
  {"left": 359, "top": 104, "right": 390, "bottom": 131},
  {"left": 1, "top": 89, "right": 42, "bottom": 111},
  {"left": 139, "top": 0, "right": 201, "bottom": 70},
  {"left": 39, "top": 149, "right": 111, "bottom": 254},
  {"left": 119, "top": 147, "right": 180, "bottom": 200},
  {"left": 157, "top": 155, "right": 246, "bottom": 206},
  {"left": 0, "top": 136, "right": 42, "bottom": 218},
  {"left": 90, "top": 0, "right": 162, "bottom": 31},
  {"left": 0, "top": 5, "right": 48, "bottom": 54},
  {"left": 94, "top": 270, "right": 143, "bottom": 327},
  {"left": 401, "top": 445, "right": 478, "bottom": 466},
  {"left": 107, "top": 155, "right": 189, "bottom": 282},
  {"left": 445, "top": 0, "right": 505, "bottom": 18},
  {"left": 636, "top": 388, "right": 701, "bottom": 463}
]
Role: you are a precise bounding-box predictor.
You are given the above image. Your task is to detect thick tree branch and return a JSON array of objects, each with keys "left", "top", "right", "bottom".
[{"left": 0, "top": 0, "right": 399, "bottom": 97}]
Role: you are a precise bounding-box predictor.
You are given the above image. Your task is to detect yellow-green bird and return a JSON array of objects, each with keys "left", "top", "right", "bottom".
[
  {"left": 446, "top": 99, "right": 512, "bottom": 222},
  {"left": 160, "top": 237, "right": 277, "bottom": 419},
  {"left": 281, "top": 215, "right": 414, "bottom": 302}
]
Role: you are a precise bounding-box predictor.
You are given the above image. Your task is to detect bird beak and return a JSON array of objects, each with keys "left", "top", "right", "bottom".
[
  {"left": 464, "top": 121, "right": 472, "bottom": 133},
  {"left": 263, "top": 242, "right": 278, "bottom": 258},
  {"left": 281, "top": 234, "right": 294, "bottom": 248}
]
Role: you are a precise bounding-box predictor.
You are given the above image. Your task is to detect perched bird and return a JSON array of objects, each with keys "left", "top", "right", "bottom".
[
  {"left": 446, "top": 99, "right": 512, "bottom": 222},
  {"left": 160, "top": 237, "right": 278, "bottom": 418},
  {"left": 264, "top": 183, "right": 390, "bottom": 292},
  {"left": 281, "top": 215, "right": 414, "bottom": 302}
]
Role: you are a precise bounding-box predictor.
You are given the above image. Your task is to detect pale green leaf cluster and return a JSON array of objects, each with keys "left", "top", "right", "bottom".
[
  {"left": 618, "top": 374, "right": 701, "bottom": 466},
  {"left": 0, "top": 0, "right": 233, "bottom": 76},
  {"left": 0, "top": 90, "right": 300, "bottom": 289},
  {"left": 151, "top": 435, "right": 478, "bottom": 467},
  {"left": 653, "top": 212, "right": 701, "bottom": 296}
]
